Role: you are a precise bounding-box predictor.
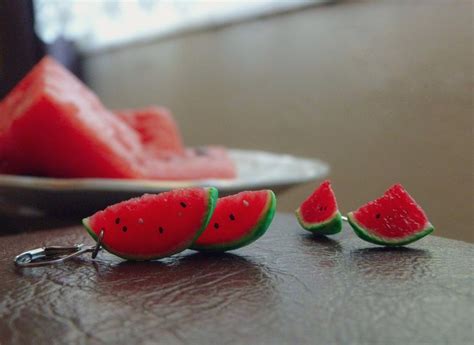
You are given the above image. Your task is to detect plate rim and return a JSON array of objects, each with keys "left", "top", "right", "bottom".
[{"left": 0, "top": 148, "right": 329, "bottom": 192}]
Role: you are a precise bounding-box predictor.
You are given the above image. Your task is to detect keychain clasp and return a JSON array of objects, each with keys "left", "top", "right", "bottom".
[
  {"left": 14, "top": 230, "right": 104, "bottom": 267},
  {"left": 14, "top": 244, "right": 94, "bottom": 267}
]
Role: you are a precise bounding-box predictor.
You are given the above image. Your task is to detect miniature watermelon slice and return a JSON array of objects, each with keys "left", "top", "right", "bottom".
[
  {"left": 347, "top": 184, "right": 434, "bottom": 246},
  {"left": 295, "top": 180, "right": 342, "bottom": 235},
  {"left": 83, "top": 187, "right": 218, "bottom": 260},
  {"left": 191, "top": 190, "right": 276, "bottom": 252}
]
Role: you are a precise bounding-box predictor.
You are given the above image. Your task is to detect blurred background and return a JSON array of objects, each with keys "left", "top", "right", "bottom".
[{"left": 0, "top": 0, "right": 472, "bottom": 242}]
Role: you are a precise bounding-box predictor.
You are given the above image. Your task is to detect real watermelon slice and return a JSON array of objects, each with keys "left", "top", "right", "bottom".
[
  {"left": 0, "top": 56, "right": 146, "bottom": 178},
  {"left": 0, "top": 56, "right": 237, "bottom": 180},
  {"left": 82, "top": 187, "right": 218, "bottom": 260},
  {"left": 145, "top": 146, "right": 236, "bottom": 180},
  {"left": 347, "top": 184, "right": 434, "bottom": 246},
  {"left": 295, "top": 180, "right": 342, "bottom": 235},
  {"left": 191, "top": 190, "right": 276, "bottom": 252},
  {"left": 115, "top": 106, "right": 185, "bottom": 157},
  {"left": 116, "top": 108, "right": 236, "bottom": 180}
]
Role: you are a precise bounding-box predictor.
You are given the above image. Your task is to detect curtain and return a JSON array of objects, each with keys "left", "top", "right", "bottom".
[
  {"left": 0, "top": 0, "right": 82, "bottom": 99},
  {"left": 0, "top": 0, "right": 44, "bottom": 98}
]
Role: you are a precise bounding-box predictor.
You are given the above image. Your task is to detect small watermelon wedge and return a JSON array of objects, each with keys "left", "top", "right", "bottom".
[
  {"left": 83, "top": 187, "right": 218, "bottom": 260},
  {"left": 191, "top": 190, "right": 276, "bottom": 252},
  {"left": 347, "top": 184, "right": 434, "bottom": 246},
  {"left": 295, "top": 180, "right": 342, "bottom": 235}
]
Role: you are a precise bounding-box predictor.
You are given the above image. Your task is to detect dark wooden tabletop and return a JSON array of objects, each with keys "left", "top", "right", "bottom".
[{"left": 0, "top": 213, "right": 473, "bottom": 345}]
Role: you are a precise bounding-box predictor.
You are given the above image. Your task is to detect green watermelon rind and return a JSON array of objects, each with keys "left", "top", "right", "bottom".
[
  {"left": 195, "top": 187, "right": 219, "bottom": 241},
  {"left": 347, "top": 212, "right": 434, "bottom": 246},
  {"left": 82, "top": 187, "right": 218, "bottom": 260},
  {"left": 191, "top": 190, "right": 277, "bottom": 252},
  {"left": 295, "top": 209, "right": 342, "bottom": 235}
]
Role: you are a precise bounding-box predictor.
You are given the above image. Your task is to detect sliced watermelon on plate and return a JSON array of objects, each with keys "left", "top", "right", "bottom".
[
  {"left": 0, "top": 56, "right": 145, "bottom": 178},
  {"left": 0, "top": 56, "right": 236, "bottom": 180},
  {"left": 115, "top": 106, "right": 185, "bottom": 156},
  {"left": 347, "top": 184, "right": 434, "bottom": 246},
  {"left": 295, "top": 180, "right": 342, "bottom": 235},
  {"left": 191, "top": 190, "right": 276, "bottom": 252},
  {"left": 83, "top": 187, "right": 218, "bottom": 260}
]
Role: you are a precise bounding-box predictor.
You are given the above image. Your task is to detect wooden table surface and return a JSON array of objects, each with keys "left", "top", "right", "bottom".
[{"left": 0, "top": 213, "right": 473, "bottom": 345}]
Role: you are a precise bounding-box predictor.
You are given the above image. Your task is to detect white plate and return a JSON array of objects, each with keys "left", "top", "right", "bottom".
[{"left": 0, "top": 149, "right": 328, "bottom": 216}]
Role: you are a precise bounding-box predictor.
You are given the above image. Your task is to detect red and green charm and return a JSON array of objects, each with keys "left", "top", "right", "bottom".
[
  {"left": 83, "top": 187, "right": 217, "bottom": 260},
  {"left": 295, "top": 180, "right": 342, "bottom": 235},
  {"left": 192, "top": 190, "right": 276, "bottom": 252},
  {"left": 347, "top": 184, "right": 434, "bottom": 246}
]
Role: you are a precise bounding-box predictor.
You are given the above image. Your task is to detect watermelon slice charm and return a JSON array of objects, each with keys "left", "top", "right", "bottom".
[
  {"left": 83, "top": 187, "right": 218, "bottom": 260},
  {"left": 191, "top": 190, "right": 276, "bottom": 252},
  {"left": 347, "top": 184, "right": 434, "bottom": 246},
  {"left": 295, "top": 180, "right": 342, "bottom": 235}
]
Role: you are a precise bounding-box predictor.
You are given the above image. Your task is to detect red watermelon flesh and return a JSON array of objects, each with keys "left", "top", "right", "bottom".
[
  {"left": 83, "top": 187, "right": 218, "bottom": 260},
  {"left": 348, "top": 184, "right": 434, "bottom": 246},
  {"left": 144, "top": 146, "right": 236, "bottom": 180},
  {"left": 115, "top": 106, "right": 185, "bottom": 156},
  {"left": 191, "top": 190, "right": 276, "bottom": 252},
  {"left": 298, "top": 180, "right": 338, "bottom": 223},
  {"left": 0, "top": 56, "right": 237, "bottom": 180},
  {"left": 116, "top": 108, "right": 236, "bottom": 179},
  {"left": 295, "top": 180, "right": 342, "bottom": 234},
  {"left": 0, "top": 56, "right": 146, "bottom": 178},
  {"left": 0, "top": 57, "right": 236, "bottom": 180}
]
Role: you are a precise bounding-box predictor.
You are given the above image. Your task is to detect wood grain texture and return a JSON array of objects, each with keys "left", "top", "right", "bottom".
[{"left": 1, "top": 214, "right": 473, "bottom": 344}]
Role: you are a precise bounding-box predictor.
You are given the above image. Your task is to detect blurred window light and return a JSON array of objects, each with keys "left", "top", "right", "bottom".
[{"left": 33, "top": 0, "right": 325, "bottom": 53}]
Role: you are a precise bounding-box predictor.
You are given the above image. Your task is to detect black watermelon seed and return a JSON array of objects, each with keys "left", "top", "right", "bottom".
[
  {"left": 122, "top": 226, "right": 127, "bottom": 232},
  {"left": 159, "top": 227, "right": 164, "bottom": 234},
  {"left": 375, "top": 213, "right": 381, "bottom": 219},
  {"left": 115, "top": 218, "right": 120, "bottom": 224},
  {"left": 229, "top": 214, "right": 235, "bottom": 221},
  {"left": 214, "top": 223, "right": 219, "bottom": 229},
  {"left": 180, "top": 202, "right": 187, "bottom": 208}
]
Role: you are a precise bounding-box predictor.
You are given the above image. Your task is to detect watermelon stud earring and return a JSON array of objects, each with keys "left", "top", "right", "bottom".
[
  {"left": 346, "top": 184, "right": 434, "bottom": 246},
  {"left": 295, "top": 180, "right": 343, "bottom": 235}
]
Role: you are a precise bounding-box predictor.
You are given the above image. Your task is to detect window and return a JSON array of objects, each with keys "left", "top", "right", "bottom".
[{"left": 34, "top": 0, "right": 321, "bottom": 53}]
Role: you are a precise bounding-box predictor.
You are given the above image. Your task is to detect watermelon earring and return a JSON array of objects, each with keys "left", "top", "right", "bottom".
[
  {"left": 14, "top": 187, "right": 278, "bottom": 266},
  {"left": 191, "top": 190, "right": 276, "bottom": 252},
  {"left": 346, "top": 184, "right": 434, "bottom": 246},
  {"left": 295, "top": 180, "right": 343, "bottom": 235},
  {"left": 14, "top": 187, "right": 218, "bottom": 266}
]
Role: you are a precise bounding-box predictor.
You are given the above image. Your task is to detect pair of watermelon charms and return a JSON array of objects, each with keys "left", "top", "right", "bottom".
[
  {"left": 295, "top": 181, "right": 434, "bottom": 246},
  {"left": 83, "top": 188, "right": 276, "bottom": 260}
]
